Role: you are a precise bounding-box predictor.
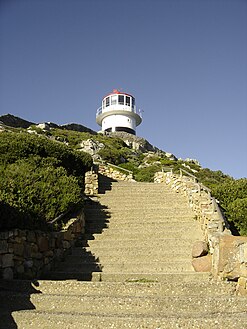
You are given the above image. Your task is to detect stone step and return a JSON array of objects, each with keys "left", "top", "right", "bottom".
[
  {"left": 2, "top": 290, "right": 245, "bottom": 318},
  {"left": 53, "top": 261, "right": 193, "bottom": 273},
  {"left": 83, "top": 247, "right": 195, "bottom": 259},
  {"left": 84, "top": 218, "right": 197, "bottom": 227},
  {"left": 85, "top": 209, "right": 194, "bottom": 216},
  {"left": 99, "top": 193, "right": 186, "bottom": 199},
  {"left": 85, "top": 216, "right": 196, "bottom": 223},
  {"left": 83, "top": 230, "right": 201, "bottom": 239},
  {"left": 74, "top": 246, "right": 193, "bottom": 257},
  {"left": 3, "top": 279, "right": 235, "bottom": 297},
  {"left": 68, "top": 253, "right": 193, "bottom": 263},
  {"left": 8, "top": 310, "right": 247, "bottom": 329},
  {"left": 46, "top": 272, "right": 211, "bottom": 282},
  {"left": 86, "top": 237, "right": 196, "bottom": 247}
]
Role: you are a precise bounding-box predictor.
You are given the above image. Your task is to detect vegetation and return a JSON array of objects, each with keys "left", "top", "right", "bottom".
[
  {"left": 0, "top": 132, "right": 92, "bottom": 230},
  {"left": 211, "top": 179, "right": 247, "bottom": 235},
  {"left": 1, "top": 124, "right": 246, "bottom": 236}
]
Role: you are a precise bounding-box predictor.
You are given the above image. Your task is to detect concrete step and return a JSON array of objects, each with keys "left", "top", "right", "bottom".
[
  {"left": 42, "top": 271, "right": 211, "bottom": 282},
  {"left": 85, "top": 209, "right": 194, "bottom": 217},
  {"left": 2, "top": 279, "right": 235, "bottom": 297},
  {"left": 85, "top": 215, "right": 196, "bottom": 224},
  {"left": 8, "top": 310, "right": 247, "bottom": 329},
  {"left": 1, "top": 290, "right": 245, "bottom": 317},
  {"left": 83, "top": 230, "right": 201, "bottom": 240},
  {"left": 68, "top": 253, "right": 193, "bottom": 263},
  {"left": 53, "top": 262, "right": 194, "bottom": 273},
  {"left": 86, "top": 237, "right": 196, "bottom": 247},
  {"left": 74, "top": 246, "right": 193, "bottom": 257},
  {"left": 84, "top": 219, "right": 198, "bottom": 228}
]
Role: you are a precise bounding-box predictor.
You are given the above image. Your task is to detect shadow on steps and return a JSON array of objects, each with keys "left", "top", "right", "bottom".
[
  {"left": 0, "top": 280, "right": 41, "bottom": 329},
  {"left": 98, "top": 173, "right": 117, "bottom": 194},
  {"left": 42, "top": 198, "right": 110, "bottom": 281}
]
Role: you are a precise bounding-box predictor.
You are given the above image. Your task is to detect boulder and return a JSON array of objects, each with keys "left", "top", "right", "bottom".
[
  {"left": 192, "top": 241, "right": 208, "bottom": 258},
  {"left": 192, "top": 254, "right": 212, "bottom": 272}
]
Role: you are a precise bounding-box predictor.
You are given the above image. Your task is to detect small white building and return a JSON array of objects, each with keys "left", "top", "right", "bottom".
[{"left": 96, "top": 89, "right": 142, "bottom": 135}]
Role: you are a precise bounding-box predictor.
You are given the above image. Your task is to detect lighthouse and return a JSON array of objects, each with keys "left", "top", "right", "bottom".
[{"left": 96, "top": 89, "right": 142, "bottom": 135}]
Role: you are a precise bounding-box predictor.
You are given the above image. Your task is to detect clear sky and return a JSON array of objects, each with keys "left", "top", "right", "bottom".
[{"left": 0, "top": 0, "right": 246, "bottom": 178}]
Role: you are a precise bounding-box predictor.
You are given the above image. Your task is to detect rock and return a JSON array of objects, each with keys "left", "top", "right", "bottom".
[
  {"left": 79, "top": 139, "right": 105, "bottom": 158},
  {"left": 192, "top": 241, "right": 208, "bottom": 258},
  {"left": 192, "top": 254, "right": 212, "bottom": 272},
  {"left": 0, "top": 240, "right": 8, "bottom": 254},
  {"left": 36, "top": 123, "right": 50, "bottom": 131},
  {"left": 236, "top": 277, "right": 247, "bottom": 296},
  {"left": 216, "top": 235, "right": 247, "bottom": 280},
  {"left": 0, "top": 114, "right": 34, "bottom": 128},
  {"left": 2, "top": 267, "right": 13, "bottom": 280},
  {"left": 2, "top": 254, "right": 14, "bottom": 268},
  {"left": 61, "top": 123, "right": 97, "bottom": 135},
  {"left": 37, "top": 236, "right": 49, "bottom": 252},
  {"left": 13, "top": 243, "right": 24, "bottom": 257}
]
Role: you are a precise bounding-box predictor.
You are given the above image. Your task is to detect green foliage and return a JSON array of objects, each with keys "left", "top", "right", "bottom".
[
  {"left": 160, "top": 158, "right": 176, "bottom": 166},
  {"left": 0, "top": 131, "right": 92, "bottom": 177},
  {"left": 211, "top": 179, "right": 247, "bottom": 235},
  {"left": 0, "top": 131, "right": 93, "bottom": 230},
  {"left": 195, "top": 168, "right": 232, "bottom": 189},
  {"left": 135, "top": 165, "right": 162, "bottom": 182},
  {"left": 227, "top": 198, "right": 247, "bottom": 236},
  {"left": 0, "top": 158, "right": 82, "bottom": 229}
]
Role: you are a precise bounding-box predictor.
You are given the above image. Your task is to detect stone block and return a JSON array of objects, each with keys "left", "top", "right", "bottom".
[
  {"left": 192, "top": 254, "right": 212, "bottom": 272},
  {"left": 63, "top": 230, "right": 73, "bottom": 241},
  {"left": 37, "top": 236, "right": 49, "bottom": 252},
  {"left": 16, "top": 265, "right": 25, "bottom": 274},
  {"left": 0, "top": 240, "right": 8, "bottom": 254},
  {"left": 27, "top": 231, "right": 36, "bottom": 243},
  {"left": 2, "top": 254, "right": 14, "bottom": 268},
  {"left": 236, "top": 277, "right": 247, "bottom": 296},
  {"left": 13, "top": 243, "right": 24, "bottom": 257},
  {"left": 217, "top": 235, "right": 247, "bottom": 280},
  {"left": 62, "top": 241, "right": 71, "bottom": 249},
  {"left": 2, "top": 267, "right": 13, "bottom": 280},
  {"left": 0, "top": 232, "right": 9, "bottom": 240},
  {"left": 24, "top": 259, "right": 33, "bottom": 269},
  {"left": 192, "top": 241, "right": 208, "bottom": 258}
]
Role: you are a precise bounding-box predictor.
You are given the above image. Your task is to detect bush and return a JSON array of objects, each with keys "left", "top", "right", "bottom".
[
  {"left": 211, "top": 179, "right": 247, "bottom": 236},
  {"left": 0, "top": 131, "right": 93, "bottom": 230},
  {"left": 0, "top": 131, "right": 93, "bottom": 178},
  {"left": 0, "top": 158, "right": 82, "bottom": 229},
  {"left": 135, "top": 165, "right": 161, "bottom": 182},
  {"left": 227, "top": 198, "right": 247, "bottom": 236}
]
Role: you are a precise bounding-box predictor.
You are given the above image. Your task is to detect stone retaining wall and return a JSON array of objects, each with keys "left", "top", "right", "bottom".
[
  {"left": 85, "top": 170, "right": 98, "bottom": 195},
  {"left": 0, "top": 210, "right": 85, "bottom": 280},
  {"left": 98, "top": 164, "right": 134, "bottom": 181},
  {"left": 154, "top": 171, "right": 247, "bottom": 295}
]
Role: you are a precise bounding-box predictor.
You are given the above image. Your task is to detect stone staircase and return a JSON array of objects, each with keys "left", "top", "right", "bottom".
[{"left": 0, "top": 178, "right": 246, "bottom": 328}]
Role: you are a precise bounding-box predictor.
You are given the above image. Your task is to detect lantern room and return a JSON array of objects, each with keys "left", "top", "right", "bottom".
[{"left": 96, "top": 89, "right": 142, "bottom": 135}]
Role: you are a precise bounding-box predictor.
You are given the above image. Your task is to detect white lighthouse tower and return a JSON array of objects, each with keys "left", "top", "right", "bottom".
[{"left": 96, "top": 89, "right": 142, "bottom": 135}]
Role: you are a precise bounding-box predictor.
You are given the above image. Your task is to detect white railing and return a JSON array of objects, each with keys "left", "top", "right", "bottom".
[{"left": 96, "top": 106, "right": 141, "bottom": 117}]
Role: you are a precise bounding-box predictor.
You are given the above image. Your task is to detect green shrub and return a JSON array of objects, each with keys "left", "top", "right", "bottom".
[
  {"left": 0, "top": 157, "right": 82, "bottom": 229},
  {"left": 135, "top": 165, "right": 162, "bottom": 182},
  {"left": 0, "top": 131, "right": 92, "bottom": 177},
  {"left": 227, "top": 198, "right": 247, "bottom": 236},
  {"left": 0, "top": 131, "right": 93, "bottom": 230}
]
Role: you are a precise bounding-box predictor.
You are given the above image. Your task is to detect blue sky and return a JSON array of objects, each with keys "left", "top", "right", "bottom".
[{"left": 0, "top": 0, "right": 246, "bottom": 178}]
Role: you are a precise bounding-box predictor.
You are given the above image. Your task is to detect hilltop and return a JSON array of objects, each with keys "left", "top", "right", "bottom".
[{"left": 0, "top": 113, "right": 246, "bottom": 235}]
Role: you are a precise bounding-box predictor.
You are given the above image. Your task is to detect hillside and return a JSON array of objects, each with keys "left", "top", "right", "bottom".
[{"left": 0, "top": 114, "right": 246, "bottom": 235}]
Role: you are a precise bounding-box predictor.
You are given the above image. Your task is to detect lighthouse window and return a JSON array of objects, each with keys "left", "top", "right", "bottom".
[
  {"left": 111, "top": 95, "right": 117, "bottom": 105},
  {"left": 118, "top": 95, "right": 124, "bottom": 105},
  {"left": 132, "top": 97, "right": 135, "bottom": 109},
  {"left": 126, "top": 96, "right": 130, "bottom": 106},
  {"left": 106, "top": 97, "right": 110, "bottom": 107}
]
